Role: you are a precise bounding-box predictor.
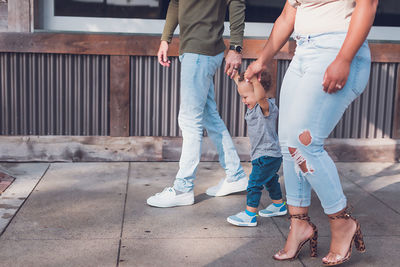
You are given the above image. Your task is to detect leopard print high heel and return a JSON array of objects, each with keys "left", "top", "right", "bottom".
[
  {"left": 273, "top": 213, "right": 318, "bottom": 261},
  {"left": 323, "top": 207, "right": 366, "bottom": 266}
]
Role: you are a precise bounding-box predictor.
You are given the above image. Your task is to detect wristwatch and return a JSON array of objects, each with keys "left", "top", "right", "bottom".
[{"left": 229, "top": 44, "right": 242, "bottom": 54}]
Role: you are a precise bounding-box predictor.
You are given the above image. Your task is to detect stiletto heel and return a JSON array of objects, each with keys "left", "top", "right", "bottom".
[
  {"left": 309, "top": 228, "right": 318, "bottom": 257},
  {"left": 354, "top": 224, "right": 366, "bottom": 253},
  {"left": 322, "top": 207, "right": 366, "bottom": 266},
  {"left": 273, "top": 213, "right": 318, "bottom": 261}
]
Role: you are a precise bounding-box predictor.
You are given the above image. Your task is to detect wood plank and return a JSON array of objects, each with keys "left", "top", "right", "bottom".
[
  {"left": 393, "top": 66, "right": 400, "bottom": 139},
  {"left": 370, "top": 43, "right": 400, "bottom": 63},
  {"left": 8, "top": 0, "right": 31, "bottom": 32},
  {"left": 0, "top": 136, "right": 163, "bottom": 162},
  {"left": 267, "top": 59, "right": 278, "bottom": 98},
  {"left": 0, "top": 33, "right": 177, "bottom": 56},
  {"left": 110, "top": 56, "right": 130, "bottom": 137},
  {"left": 0, "top": 136, "right": 397, "bottom": 162},
  {"left": 0, "top": 33, "right": 399, "bottom": 62}
]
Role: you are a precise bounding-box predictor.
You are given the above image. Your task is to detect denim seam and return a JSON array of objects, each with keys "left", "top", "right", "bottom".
[{"left": 350, "top": 56, "right": 362, "bottom": 97}]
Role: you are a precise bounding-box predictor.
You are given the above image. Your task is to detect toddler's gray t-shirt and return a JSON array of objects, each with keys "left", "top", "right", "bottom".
[{"left": 245, "top": 98, "right": 282, "bottom": 161}]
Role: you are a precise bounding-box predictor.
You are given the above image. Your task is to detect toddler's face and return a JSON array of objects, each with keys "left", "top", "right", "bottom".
[{"left": 237, "top": 81, "right": 257, "bottom": 109}]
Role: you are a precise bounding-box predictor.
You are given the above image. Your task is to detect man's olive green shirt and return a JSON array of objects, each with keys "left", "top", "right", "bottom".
[{"left": 161, "top": 0, "right": 245, "bottom": 56}]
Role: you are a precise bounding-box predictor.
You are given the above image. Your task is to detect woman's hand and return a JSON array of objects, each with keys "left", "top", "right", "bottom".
[
  {"left": 157, "top": 41, "right": 171, "bottom": 67},
  {"left": 322, "top": 0, "right": 378, "bottom": 94},
  {"left": 322, "top": 58, "right": 351, "bottom": 94},
  {"left": 244, "top": 59, "right": 265, "bottom": 82}
]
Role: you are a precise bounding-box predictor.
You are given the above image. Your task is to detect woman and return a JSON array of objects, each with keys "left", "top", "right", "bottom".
[{"left": 245, "top": 0, "right": 378, "bottom": 265}]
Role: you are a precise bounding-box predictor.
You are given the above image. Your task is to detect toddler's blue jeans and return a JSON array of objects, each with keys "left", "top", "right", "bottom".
[{"left": 247, "top": 156, "right": 283, "bottom": 208}]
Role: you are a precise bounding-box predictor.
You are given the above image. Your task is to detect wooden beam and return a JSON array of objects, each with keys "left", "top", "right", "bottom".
[
  {"left": 0, "top": 136, "right": 164, "bottom": 162},
  {"left": 110, "top": 56, "right": 130, "bottom": 137},
  {"left": 0, "top": 33, "right": 399, "bottom": 62},
  {"left": 0, "top": 136, "right": 397, "bottom": 162},
  {"left": 0, "top": 33, "right": 175, "bottom": 56},
  {"left": 8, "top": 0, "right": 31, "bottom": 32},
  {"left": 268, "top": 59, "right": 278, "bottom": 98},
  {"left": 393, "top": 66, "right": 400, "bottom": 139}
]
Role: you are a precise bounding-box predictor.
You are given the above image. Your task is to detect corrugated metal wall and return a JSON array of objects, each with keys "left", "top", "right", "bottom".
[
  {"left": 130, "top": 57, "right": 398, "bottom": 138},
  {"left": 0, "top": 53, "right": 397, "bottom": 138},
  {"left": 130, "top": 56, "right": 181, "bottom": 136},
  {"left": 0, "top": 53, "right": 109, "bottom": 135}
]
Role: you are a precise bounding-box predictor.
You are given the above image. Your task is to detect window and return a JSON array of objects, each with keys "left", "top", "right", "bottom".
[
  {"left": 38, "top": 0, "right": 400, "bottom": 40},
  {"left": 54, "top": 0, "right": 169, "bottom": 19}
]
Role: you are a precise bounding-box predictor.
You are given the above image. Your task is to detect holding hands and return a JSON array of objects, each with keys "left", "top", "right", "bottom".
[
  {"left": 245, "top": 56, "right": 351, "bottom": 95},
  {"left": 244, "top": 59, "right": 266, "bottom": 82},
  {"left": 225, "top": 50, "right": 243, "bottom": 79}
]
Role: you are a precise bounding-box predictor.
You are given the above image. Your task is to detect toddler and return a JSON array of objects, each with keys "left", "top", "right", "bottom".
[{"left": 227, "top": 72, "right": 287, "bottom": 227}]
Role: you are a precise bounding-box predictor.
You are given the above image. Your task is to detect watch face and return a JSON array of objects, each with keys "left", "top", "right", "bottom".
[{"left": 236, "top": 46, "right": 242, "bottom": 53}]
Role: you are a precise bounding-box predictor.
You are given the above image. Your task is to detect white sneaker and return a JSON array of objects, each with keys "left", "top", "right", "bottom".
[
  {"left": 146, "top": 187, "right": 194, "bottom": 208},
  {"left": 206, "top": 177, "right": 248, "bottom": 197}
]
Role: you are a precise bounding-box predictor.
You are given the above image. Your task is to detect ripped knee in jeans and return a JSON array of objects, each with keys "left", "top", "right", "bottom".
[{"left": 289, "top": 130, "right": 314, "bottom": 175}]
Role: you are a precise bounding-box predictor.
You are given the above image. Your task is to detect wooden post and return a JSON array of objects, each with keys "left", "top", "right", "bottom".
[
  {"left": 393, "top": 66, "right": 400, "bottom": 139},
  {"left": 8, "top": 0, "right": 31, "bottom": 32},
  {"left": 266, "top": 59, "right": 278, "bottom": 98},
  {"left": 110, "top": 56, "right": 130, "bottom": 137},
  {"left": 0, "top": 1, "right": 7, "bottom": 32}
]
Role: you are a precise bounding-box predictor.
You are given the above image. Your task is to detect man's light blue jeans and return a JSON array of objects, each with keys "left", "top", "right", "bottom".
[
  {"left": 173, "top": 52, "right": 246, "bottom": 192},
  {"left": 278, "top": 32, "right": 371, "bottom": 214}
]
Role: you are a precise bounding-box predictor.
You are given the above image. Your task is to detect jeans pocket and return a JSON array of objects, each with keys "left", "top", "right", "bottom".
[
  {"left": 350, "top": 57, "right": 371, "bottom": 97},
  {"left": 349, "top": 45, "right": 371, "bottom": 97},
  {"left": 207, "top": 52, "right": 224, "bottom": 76}
]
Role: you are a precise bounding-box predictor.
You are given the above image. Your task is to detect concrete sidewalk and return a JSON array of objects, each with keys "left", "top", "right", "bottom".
[{"left": 0, "top": 162, "right": 399, "bottom": 267}]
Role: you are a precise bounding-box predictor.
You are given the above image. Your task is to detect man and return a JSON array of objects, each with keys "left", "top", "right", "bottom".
[{"left": 147, "top": 0, "right": 248, "bottom": 208}]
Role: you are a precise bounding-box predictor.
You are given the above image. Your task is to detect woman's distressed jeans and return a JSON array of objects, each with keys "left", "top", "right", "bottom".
[{"left": 278, "top": 32, "right": 371, "bottom": 214}]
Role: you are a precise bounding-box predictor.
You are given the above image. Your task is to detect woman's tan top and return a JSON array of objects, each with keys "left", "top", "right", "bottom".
[{"left": 288, "top": 0, "right": 356, "bottom": 35}]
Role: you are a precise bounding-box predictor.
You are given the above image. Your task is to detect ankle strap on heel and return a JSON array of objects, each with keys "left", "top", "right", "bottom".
[
  {"left": 288, "top": 214, "right": 310, "bottom": 221},
  {"left": 327, "top": 206, "right": 353, "bottom": 220}
]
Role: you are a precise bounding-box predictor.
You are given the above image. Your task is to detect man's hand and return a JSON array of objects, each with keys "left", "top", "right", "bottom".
[
  {"left": 225, "top": 50, "right": 242, "bottom": 79},
  {"left": 157, "top": 41, "right": 171, "bottom": 67}
]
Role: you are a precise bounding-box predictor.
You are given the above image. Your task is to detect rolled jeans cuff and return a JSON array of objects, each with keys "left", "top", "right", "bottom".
[
  {"left": 323, "top": 197, "right": 347, "bottom": 215},
  {"left": 286, "top": 196, "right": 311, "bottom": 208}
]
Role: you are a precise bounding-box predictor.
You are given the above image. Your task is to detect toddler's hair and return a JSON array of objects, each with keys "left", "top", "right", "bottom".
[{"left": 238, "top": 72, "right": 271, "bottom": 93}]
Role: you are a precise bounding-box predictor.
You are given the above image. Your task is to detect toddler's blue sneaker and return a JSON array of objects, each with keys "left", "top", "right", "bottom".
[
  {"left": 227, "top": 210, "right": 257, "bottom": 227},
  {"left": 258, "top": 202, "right": 287, "bottom": 217}
]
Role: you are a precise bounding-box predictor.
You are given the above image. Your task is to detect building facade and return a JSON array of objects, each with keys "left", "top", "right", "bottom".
[{"left": 0, "top": 0, "right": 399, "bottom": 162}]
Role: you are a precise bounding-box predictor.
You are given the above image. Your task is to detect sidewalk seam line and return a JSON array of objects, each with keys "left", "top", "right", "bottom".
[
  {"left": 118, "top": 234, "right": 400, "bottom": 240},
  {"left": 341, "top": 171, "right": 400, "bottom": 216},
  {"left": 0, "top": 163, "right": 51, "bottom": 237},
  {"left": 116, "top": 162, "right": 130, "bottom": 267}
]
